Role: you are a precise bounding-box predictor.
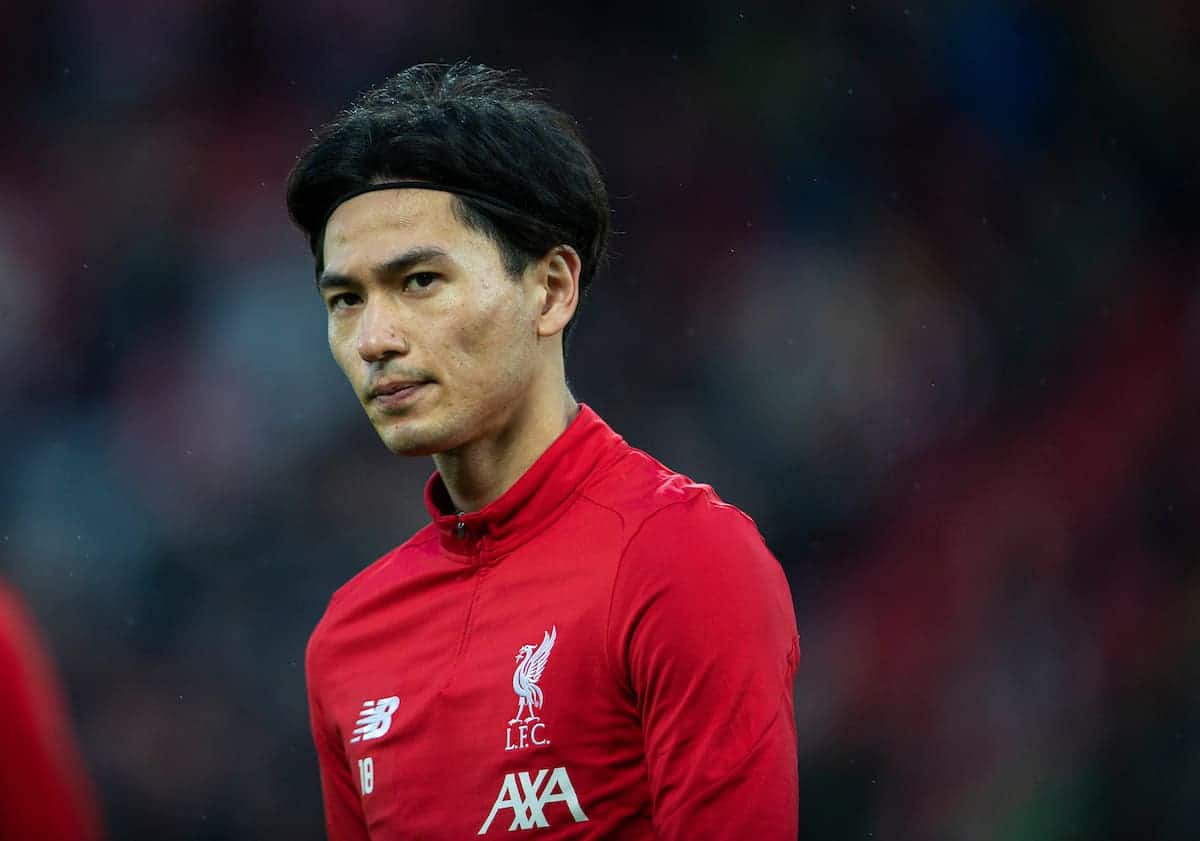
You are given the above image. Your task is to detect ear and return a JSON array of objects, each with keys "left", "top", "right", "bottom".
[{"left": 535, "top": 245, "right": 581, "bottom": 338}]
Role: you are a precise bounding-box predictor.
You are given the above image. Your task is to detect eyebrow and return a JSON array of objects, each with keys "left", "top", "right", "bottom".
[{"left": 316, "top": 246, "right": 450, "bottom": 290}]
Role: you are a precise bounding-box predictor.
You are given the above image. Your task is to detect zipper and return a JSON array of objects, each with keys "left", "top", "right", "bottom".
[
  {"left": 441, "top": 513, "right": 484, "bottom": 694},
  {"left": 440, "top": 561, "right": 487, "bottom": 694}
]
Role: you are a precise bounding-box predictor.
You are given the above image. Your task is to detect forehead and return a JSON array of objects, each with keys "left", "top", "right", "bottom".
[{"left": 321, "top": 188, "right": 477, "bottom": 275}]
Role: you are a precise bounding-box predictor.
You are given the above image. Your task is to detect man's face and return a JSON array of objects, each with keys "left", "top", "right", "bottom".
[{"left": 318, "top": 189, "right": 545, "bottom": 456}]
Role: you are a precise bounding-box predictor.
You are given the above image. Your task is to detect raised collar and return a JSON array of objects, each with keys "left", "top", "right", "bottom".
[{"left": 423, "top": 404, "right": 624, "bottom": 564}]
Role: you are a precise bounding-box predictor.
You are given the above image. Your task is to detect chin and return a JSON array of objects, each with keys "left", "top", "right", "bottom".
[
  {"left": 384, "top": 440, "right": 441, "bottom": 457},
  {"left": 376, "top": 422, "right": 454, "bottom": 457},
  {"left": 379, "top": 432, "right": 438, "bottom": 457}
]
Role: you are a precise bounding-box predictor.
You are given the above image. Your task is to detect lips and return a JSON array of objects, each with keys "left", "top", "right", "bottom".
[
  {"left": 369, "top": 380, "right": 426, "bottom": 398},
  {"left": 367, "top": 378, "right": 432, "bottom": 409}
]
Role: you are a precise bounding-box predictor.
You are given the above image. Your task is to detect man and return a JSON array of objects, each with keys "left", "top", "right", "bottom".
[
  {"left": 0, "top": 579, "right": 104, "bottom": 840},
  {"left": 287, "top": 63, "right": 799, "bottom": 840}
]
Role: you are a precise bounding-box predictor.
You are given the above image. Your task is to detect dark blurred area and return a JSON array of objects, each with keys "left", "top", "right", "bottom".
[{"left": 1, "top": 1, "right": 1197, "bottom": 838}]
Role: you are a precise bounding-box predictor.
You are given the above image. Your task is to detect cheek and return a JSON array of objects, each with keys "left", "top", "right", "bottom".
[
  {"left": 452, "top": 283, "right": 519, "bottom": 349},
  {"left": 447, "top": 291, "right": 532, "bottom": 380},
  {"left": 328, "top": 321, "right": 361, "bottom": 382}
]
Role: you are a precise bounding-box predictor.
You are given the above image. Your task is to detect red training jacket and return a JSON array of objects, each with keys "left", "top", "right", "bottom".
[
  {"left": 0, "top": 581, "right": 104, "bottom": 840},
  {"left": 306, "top": 405, "right": 800, "bottom": 839}
]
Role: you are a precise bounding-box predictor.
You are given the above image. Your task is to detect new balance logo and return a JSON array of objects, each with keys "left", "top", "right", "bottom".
[
  {"left": 350, "top": 696, "right": 400, "bottom": 743},
  {"left": 478, "top": 766, "right": 588, "bottom": 834}
]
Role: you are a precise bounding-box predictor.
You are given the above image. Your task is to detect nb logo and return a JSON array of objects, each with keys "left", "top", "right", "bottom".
[
  {"left": 478, "top": 766, "right": 588, "bottom": 834},
  {"left": 350, "top": 696, "right": 400, "bottom": 743}
]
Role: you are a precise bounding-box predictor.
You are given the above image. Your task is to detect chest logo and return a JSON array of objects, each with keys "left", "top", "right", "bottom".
[
  {"left": 505, "top": 626, "right": 556, "bottom": 752},
  {"left": 477, "top": 766, "right": 589, "bottom": 834},
  {"left": 350, "top": 695, "right": 400, "bottom": 743}
]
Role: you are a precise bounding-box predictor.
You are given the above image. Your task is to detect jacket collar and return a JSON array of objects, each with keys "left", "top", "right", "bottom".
[{"left": 423, "top": 404, "right": 623, "bottom": 563}]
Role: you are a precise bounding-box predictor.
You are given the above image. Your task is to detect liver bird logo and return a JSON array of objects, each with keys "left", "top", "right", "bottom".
[{"left": 509, "top": 626, "right": 557, "bottom": 725}]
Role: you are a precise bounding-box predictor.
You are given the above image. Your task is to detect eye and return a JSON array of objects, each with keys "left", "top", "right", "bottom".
[
  {"left": 404, "top": 272, "right": 440, "bottom": 292},
  {"left": 327, "top": 292, "right": 362, "bottom": 311}
]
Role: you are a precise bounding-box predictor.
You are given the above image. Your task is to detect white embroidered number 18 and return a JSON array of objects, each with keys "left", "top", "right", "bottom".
[{"left": 358, "top": 757, "right": 375, "bottom": 795}]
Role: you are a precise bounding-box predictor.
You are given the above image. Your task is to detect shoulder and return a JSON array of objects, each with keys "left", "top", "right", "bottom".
[
  {"left": 598, "top": 456, "right": 798, "bottom": 685},
  {"left": 331, "top": 525, "right": 440, "bottom": 607},
  {"left": 579, "top": 446, "right": 789, "bottom": 618},
  {"left": 583, "top": 445, "right": 757, "bottom": 534},
  {"left": 583, "top": 445, "right": 768, "bottom": 564},
  {"left": 306, "top": 525, "right": 439, "bottom": 663},
  {"left": 618, "top": 487, "right": 781, "bottom": 597}
]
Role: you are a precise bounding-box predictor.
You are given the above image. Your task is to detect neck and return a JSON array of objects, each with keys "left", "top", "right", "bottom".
[{"left": 433, "top": 386, "right": 578, "bottom": 513}]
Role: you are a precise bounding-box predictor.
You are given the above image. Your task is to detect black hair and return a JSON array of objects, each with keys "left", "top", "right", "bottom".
[{"left": 285, "top": 62, "right": 610, "bottom": 344}]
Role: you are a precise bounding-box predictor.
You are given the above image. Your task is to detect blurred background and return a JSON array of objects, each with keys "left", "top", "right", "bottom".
[{"left": 2, "top": 1, "right": 1197, "bottom": 838}]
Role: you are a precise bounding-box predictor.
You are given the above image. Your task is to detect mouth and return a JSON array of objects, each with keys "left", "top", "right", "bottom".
[{"left": 367, "top": 379, "right": 433, "bottom": 411}]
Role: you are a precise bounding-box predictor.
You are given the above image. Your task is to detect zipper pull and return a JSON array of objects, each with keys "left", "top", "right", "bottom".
[{"left": 455, "top": 517, "right": 467, "bottom": 540}]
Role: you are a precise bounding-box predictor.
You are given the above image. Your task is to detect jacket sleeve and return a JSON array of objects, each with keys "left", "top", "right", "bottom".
[
  {"left": 607, "top": 495, "right": 800, "bottom": 840},
  {"left": 0, "top": 584, "right": 104, "bottom": 841},
  {"left": 306, "top": 633, "right": 370, "bottom": 841}
]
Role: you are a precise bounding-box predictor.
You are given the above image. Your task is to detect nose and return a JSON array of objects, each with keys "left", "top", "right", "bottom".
[{"left": 356, "top": 295, "right": 410, "bottom": 362}]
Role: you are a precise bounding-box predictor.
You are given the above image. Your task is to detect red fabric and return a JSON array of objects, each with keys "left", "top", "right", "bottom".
[
  {"left": 306, "top": 405, "right": 799, "bottom": 839},
  {"left": 0, "top": 583, "right": 103, "bottom": 840}
]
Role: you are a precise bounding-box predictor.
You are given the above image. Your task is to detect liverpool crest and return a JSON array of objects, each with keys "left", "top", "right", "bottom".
[{"left": 505, "top": 626, "right": 556, "bottom": 751}]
